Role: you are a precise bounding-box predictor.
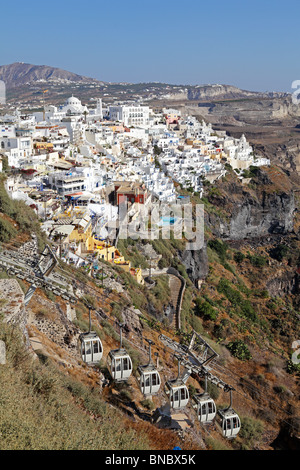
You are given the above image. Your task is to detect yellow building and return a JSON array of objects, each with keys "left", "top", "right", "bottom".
[
  {"left": 86, "top": 237, "right": 125, "bottom": 262},
  {"left": 53, "top": 207, "right": 92, "bottom": 244},
  {"left": 113, "top": 259, "right": 144, "bottom": 285},
  {"left": 86, "top": 236, "right": 144, "bottom": 284},
  {"left": 68, "top": 215, "right": 92, "bottom": 243}
]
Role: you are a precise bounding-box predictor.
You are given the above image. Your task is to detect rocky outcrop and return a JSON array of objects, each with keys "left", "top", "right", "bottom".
[
  {"left": 187, "top": 84, "right": 287, "bottom": 102},
  {"left": 0, "top": 279, "right": 26, "bottom": 326},
  {"left": 179, "top": 246, "right": 209, "bottom": 287},
  {"left": 266, "top": 271, "right": 299, "bottom": 298},
  {"left": 0, "top": 279, "right": 29, "bottom": 346},
  {"left": 205, "top": 168, "right": 297, "bottom": 241},
  {"left": 272, "top": 417, "right": 300, "bottom": 450},
  {"left": 122, "top": 307, "right": 143, "bottom": 337},
  {"left": 227, "top": 191, "right": 295, "bottom": 240}
]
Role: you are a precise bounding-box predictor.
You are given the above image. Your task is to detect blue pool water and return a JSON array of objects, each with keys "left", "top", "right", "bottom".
[{"left": 160, "top": 216, "right": 177, "bottom": 225}]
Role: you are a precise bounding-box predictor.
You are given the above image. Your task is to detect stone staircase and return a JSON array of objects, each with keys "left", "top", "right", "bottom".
[{"left": 169, "top": 274, "right": 183, "bottom": 330}]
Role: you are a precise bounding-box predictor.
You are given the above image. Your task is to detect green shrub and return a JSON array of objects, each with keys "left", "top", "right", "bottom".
[
  {"left": 0, "top": 217, "right": 17, "bottom": 242},
  {"left": 247, "top": 253, "right": 267, "bottom": 267},
  {"left": 286, "top": 359, "right": 300, "bottom": 375},
  {"left": 234, "top": 251, "right": 245, "bottom": 264},
  {"left": 239, "top": 416, "right": 264, "bottom": 444},
  {"left": 227, "top": 340, "right": 252, "bottom": 361},
  {"left": 194, "top": 298, "right": 218, "bottom": 321},
  {"left": 0, "top": 179, "right": 47, "bottom": 250},
  {"left": 217, "top": 279, "right": 242, "bottom": 307},
  {"left": 270, "top": 244, "right": 289, "bottom": 262},
  {"left": 207, "top": 239, "right": 228, "bottom": 263},
  {"left": 239, "top": 300, "right": 257, "bottom": 322},
  {"left": 140, "top": 398, "right": 155, "bottom": 410}
]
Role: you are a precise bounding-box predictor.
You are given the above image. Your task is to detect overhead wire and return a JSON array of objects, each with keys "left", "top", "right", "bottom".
[{"left": 1, "top": 240, "right": 299, "bottom": 436}]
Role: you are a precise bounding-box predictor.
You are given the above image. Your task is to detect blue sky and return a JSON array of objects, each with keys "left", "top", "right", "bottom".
[{"left": 1, "top": 0, "right": 299, "bottom": 91}]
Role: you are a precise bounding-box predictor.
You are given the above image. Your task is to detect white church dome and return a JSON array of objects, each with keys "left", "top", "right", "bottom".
[{"left": 64, "top": 96, "right": 82, "bottom": 107}]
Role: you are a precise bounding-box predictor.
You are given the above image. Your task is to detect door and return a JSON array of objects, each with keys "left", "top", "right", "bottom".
[
  {"left": 114, "top": 358, "right": 122, "bottom": 380},
  {"left": 171, "top": 389, "right": 180, "bottom": 408},
  {"left": 151, "top": 372, "right": 160, "bottom": 394},
  {"left": 142, "top": 373, "right": 151, "bottom": 395},
  {"left": 82, "top": 340, "right": 92, "bottom": 364},
  {"left": 122, "top": 356, "right": 132, "bottom": 380},
  {"left": 92, "top": 339, "right": 102, "bottom": 362}
]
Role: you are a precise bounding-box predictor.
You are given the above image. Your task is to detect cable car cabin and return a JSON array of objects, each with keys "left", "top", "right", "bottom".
[
  {"left": 107, "top": 348, "right": 133, "bottom": 382},
  {"left": 165, "top": 379, "right": 189, "bottom": 409},
  {"left": 137, "top": 364, "right": 161, "bottom": 396},
  {"left": 218, "top": 408, "right": 241, "bottom": 439},
  {"left": 193, "top": 393, "right": 216, "bottom": 424},
  {"left": 80, "top": 331, "right": 103, "bottom": 365}
]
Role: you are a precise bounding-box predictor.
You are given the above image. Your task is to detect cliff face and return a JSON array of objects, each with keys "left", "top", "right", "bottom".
[
  {"left": 187, "top": 84, "right": 287, "bottom": 102},
  {"left": 181, "top": 166, "right": 299, "bottom": 289},
  {"left": 205, "top": 167, "right": 297, "bottom": 241},
  {"left": 179, "top": 245, "right": 209, "bottom": 286},
  {"left": 226, "top": 191, "right": 295, "bottom": 240},
  {"left": 266, "top": 270, "right": 299, "bottom": 299}
]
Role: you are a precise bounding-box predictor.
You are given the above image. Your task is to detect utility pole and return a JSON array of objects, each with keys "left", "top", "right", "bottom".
[
  {"left": 59, "top": 234, "right": 63, "bottom": 259},
  {"left": 154, "top": 352, "right": 159, "bottom": 370},
  {"left": 117, "top": 322, "right": 125, "bottom": 349},
  {"left": 149, "top": 256, "right": 152, "bottom": 281}
]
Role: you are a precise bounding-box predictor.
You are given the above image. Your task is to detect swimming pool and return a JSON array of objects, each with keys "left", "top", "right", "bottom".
[{"left": 160, "top": 216, "right": 177, "bottom": 226}]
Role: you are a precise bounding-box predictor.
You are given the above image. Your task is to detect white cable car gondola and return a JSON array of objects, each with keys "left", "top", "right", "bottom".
[
  {"left": 107, "top": 323, "right": 132, "bottom": 382},
  {"left": 165, "top": 357, "right": 190, "bottom": 409},
  {"left": 137, "top": 339, "right": 161, "bottom": 396},
  {"left": 192, "top": 374, "right": 216, "bottom": 424},
  {"left": 218, "top": 389, "right": 241, "bottom": 439},
  {"left": 79, "top": 305, "right": 103, "bottom": 365}
]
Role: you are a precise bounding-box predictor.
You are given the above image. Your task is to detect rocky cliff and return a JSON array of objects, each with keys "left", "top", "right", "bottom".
[
  {"left": 187, "top": 84, "right": 287, "bottom": 102},
  {"left": 204, "top": 166, "right": 297, "bottom": 240},
  {"left": 179, "top": 245, "right": 209, "bottom": 287}
]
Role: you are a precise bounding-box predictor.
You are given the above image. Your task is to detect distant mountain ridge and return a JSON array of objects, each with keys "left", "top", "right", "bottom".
[
  {"left": 0, "top": 62, "right": 289, "bottom": 102},
  {"left": 187, "top": 84, "right": 288, "bottom": 101},
  {"left": 0, "top": 62, "right": 101, "bottom": 88}
]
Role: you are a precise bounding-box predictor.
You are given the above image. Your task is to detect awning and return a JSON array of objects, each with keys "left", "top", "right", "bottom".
[{"left": 52, "top": 225, "right": 75, "bottom": 236}]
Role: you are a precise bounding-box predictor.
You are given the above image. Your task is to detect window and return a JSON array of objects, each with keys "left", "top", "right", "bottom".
[
  {"left": 123, "top": 357, "right": 129, "bottom": 370},
  {"left": 152, "top": 373, "right": 159, "bottom": 386},
  {"left": 180, "top": 387, "right": 187, "bottom": 400},
  {"left": 85, "top": 341, "right": 91, "bottom": 355},
  {"left": 93, "top": 340, "right": 100, "bottom": 354},
  {"left": 232, "top": 417, "right": 239, "bottom": 429},
  {"left": 208, "top": 402, "right": 215, "bottom": 414}
]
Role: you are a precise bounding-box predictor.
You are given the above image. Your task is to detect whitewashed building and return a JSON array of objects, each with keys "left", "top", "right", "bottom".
[{"left": 108, "top": 104, "right": 150, "bottom": 127}]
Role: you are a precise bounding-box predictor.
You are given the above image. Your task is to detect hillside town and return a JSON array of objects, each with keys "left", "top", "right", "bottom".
[{"left": 0, "top": 95, "right": 270, "bottom": 284}]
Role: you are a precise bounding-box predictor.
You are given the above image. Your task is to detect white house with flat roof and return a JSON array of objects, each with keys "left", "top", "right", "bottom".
[{"left": 108, "top": 104, "right": 150, "bottom": 127}]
